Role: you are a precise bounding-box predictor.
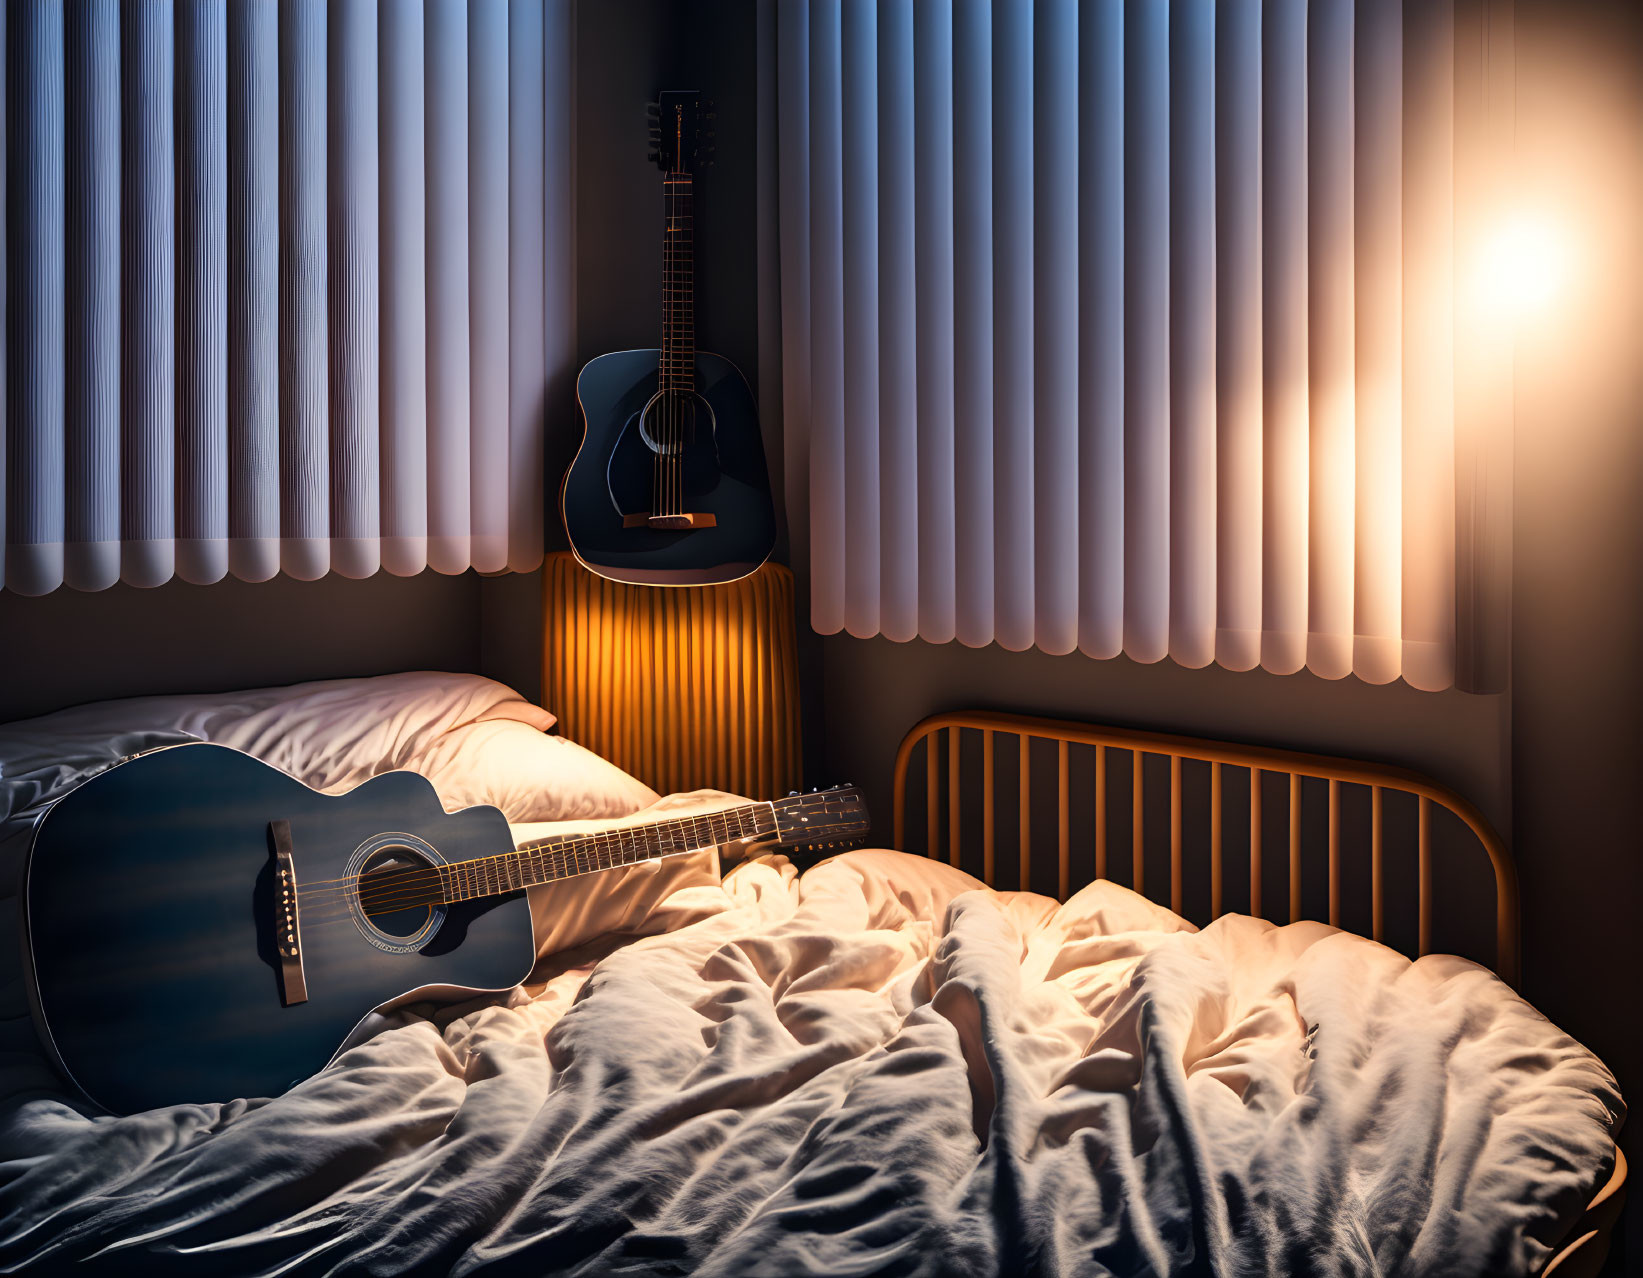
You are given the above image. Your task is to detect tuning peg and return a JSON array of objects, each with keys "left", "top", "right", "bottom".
[
  {"left": 646, "top": 101, "right": 660, "bottom": 117},
  {"left": 647, "top": 151, "right": 660, "bottom": 164}
]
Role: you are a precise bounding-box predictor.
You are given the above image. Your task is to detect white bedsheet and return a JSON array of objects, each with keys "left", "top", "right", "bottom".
[{"left": 0, "top": 829, "right": 1620, "bottom": 1276}]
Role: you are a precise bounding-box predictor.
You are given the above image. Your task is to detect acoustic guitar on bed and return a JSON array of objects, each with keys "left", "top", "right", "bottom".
[
  {"left": 20, "top": 743, "right": 867, "bottom": 1116},
  {"left": 561, "top": 90, "right": 776, "bottom": 586}
]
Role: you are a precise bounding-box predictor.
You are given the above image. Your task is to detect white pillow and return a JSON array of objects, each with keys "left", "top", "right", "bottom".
[
  {"left": 0, "top": 672, "right": 655, "bottom": 833},
  {"left": 166, "top": 671, "right": 555, "bottom": 792},
  {"left": 414, "top": 719, "right": 658, "bottom": 823}
]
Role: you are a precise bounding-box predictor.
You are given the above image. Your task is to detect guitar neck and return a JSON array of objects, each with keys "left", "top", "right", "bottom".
[
  {"left": 439, "top": 800, "right": 774, "bottom": 904},
  {"left": 659, "top": 169, "right": 694, "bottom": 388}
]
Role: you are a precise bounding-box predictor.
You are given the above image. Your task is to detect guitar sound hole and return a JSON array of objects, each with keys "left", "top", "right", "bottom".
[
  {"left": 357, "top": 846, "right": 435, "bottom": 938},
  {"left": 638, "top": 389, "right": 705, "bottom": 456}
]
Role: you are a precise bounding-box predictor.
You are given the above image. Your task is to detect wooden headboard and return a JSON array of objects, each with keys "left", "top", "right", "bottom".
[
  {"left": 541, "top": 551, "right": 801, "bottom": 800},
  {"left": 892, "top": 710, "right": 1520, "bottom": 987}
]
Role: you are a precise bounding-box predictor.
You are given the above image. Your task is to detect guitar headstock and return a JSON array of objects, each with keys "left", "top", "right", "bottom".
[
  {"left": 647, "top": 89, "right": 715, "bottom": 173},
  {"left": 772, "top": 786, "right": 870, "bottom": 852}
]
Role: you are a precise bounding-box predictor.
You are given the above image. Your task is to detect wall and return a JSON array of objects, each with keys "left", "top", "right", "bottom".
[
  {"left": 1513, "top": 0, "right": 1643, "bottom": 1264},
  {"left": 817, "top": 636, "right": 1510, "bottom": 858},
  {"left": 0, "top": 569, "right": 487, "bottom": 724}
]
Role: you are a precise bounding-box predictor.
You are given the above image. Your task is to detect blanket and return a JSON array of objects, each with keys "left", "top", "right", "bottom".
[{"left": 0, "top": 840, "right": 1622, "bottom": 1277}]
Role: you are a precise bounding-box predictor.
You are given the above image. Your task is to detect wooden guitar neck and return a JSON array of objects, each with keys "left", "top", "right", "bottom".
[{"left": 432, "top": 801, "right": 778, "bottom": 906}]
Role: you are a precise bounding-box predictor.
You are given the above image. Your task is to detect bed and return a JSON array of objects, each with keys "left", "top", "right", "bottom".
[
  {"left": 891, "top": 711, "right": 1629, "bottom": 1277},
  {"left": 0, "top": 680, "right": 1624, "bottom": 1276}
]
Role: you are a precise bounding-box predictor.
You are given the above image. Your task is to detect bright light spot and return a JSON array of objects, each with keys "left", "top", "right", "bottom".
[{"left": 1474, "top": 213, "right": 1570, "bottom": 323}]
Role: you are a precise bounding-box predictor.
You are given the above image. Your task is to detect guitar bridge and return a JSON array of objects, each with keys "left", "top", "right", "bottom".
[
  {"left": 621, "top": 511, "right": 717, "bottom": 530},
  {"left": 269, "top": 820, "right": 309, "bottom": 1007}
]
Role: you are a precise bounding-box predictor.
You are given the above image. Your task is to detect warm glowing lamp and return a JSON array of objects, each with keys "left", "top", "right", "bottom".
[{"left": 1473, "top": 212, "right": 1571, "bottom": 323}]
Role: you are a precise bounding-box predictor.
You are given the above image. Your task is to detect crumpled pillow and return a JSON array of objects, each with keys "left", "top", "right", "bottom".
[{"left": 0, "top": 671, "right": 657, "bottom": 833}]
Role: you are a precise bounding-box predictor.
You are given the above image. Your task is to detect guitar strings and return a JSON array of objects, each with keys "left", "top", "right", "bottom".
[
  {"left": 297, "top": 839, "right": 696, "bottom": 925},
  {"left": 676, "top": 176, "right": 687, "bottom": 517},
  {"left": 322, "top": 818, "right": 728, "bottom": 911},
  {"left": 299, "top": 830, "right": 724, "bottom": 923},
  {"left": 297, "top": 837, "right": 696, "bottom": 921},
  {"left": 663, "top": 166, "right": 672, "bottom": 519},
  {"left": 290, "top": 804, "right": 764, "bottom": 900},
  {"left": 667, "top": 166, "right": 673, "bottom": 519},
  {"left": 293, "top": 817, "right": 728, "bottom": 908},
  {"left": 295, "top": 841, "right": 714, "bottom": 928},
  {"left": 673, "top": 168, "right": 680, "bottom": 520},
  {"left": 669, "top": 168, "right": 673, "bottom": 516},
  {"left": 292, "top": 790, "right": 849, "bottom": 921},
  {"left": 291, "top": 790, "right": 843, "bottom": 908},
  {"left": 295, "top": 821, "right": 749, "bottom": 924},
  {"left": 291, "top": 803, "right": 778, "bottom": 913}
]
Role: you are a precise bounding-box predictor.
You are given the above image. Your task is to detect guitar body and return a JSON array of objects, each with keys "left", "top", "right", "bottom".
[
  {"left": 563, "top": 348, "right": 776, "bottom": 585},
  {"left": 21, "top": 744, "right": 533, "bottom": 1115}
]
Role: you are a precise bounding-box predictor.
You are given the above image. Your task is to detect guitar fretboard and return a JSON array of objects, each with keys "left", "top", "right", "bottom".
[
  {"left": 438, "top": 801, "right": 774, "bottom": 904},
  {"left": 659, "top": 170, "right": 694, "bottom": 391}
]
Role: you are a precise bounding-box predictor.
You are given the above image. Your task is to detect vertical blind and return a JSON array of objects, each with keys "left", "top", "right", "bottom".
[
  {"left": 777, "top": 0, "right": 1507, "bottom": 691},
  {"left": 3, "top": 0, "right": 573, "bottom": 596}
]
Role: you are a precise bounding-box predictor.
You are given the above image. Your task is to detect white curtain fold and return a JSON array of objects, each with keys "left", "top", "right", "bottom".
[
  {"left": 2, "top": 0, "right": 572, "bottom": 596},
  {"left": 777, "top": 0, "right": 1500, "bottom": 691}
]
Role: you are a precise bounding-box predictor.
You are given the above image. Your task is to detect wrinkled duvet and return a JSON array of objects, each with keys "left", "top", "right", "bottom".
[{"left": 0, "top": 828, "right": 1623, "bottom": 1277}]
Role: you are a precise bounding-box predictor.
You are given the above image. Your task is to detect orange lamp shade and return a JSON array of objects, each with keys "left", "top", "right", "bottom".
[{"left": 541, "top": 551, "right": 802, "bottom": 800}]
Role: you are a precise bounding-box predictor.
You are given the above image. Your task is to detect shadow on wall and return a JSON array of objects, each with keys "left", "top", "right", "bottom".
[
  {"left": 814, "top": 632, "right": 1512, "bottom": 851},
  {"left": 0, "top": 571, "right": 486, "bottom": 724}
]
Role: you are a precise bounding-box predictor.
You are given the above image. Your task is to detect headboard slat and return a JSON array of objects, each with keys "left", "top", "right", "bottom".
[{"left": 892, "top": 710, "right": 1519, "bottom": 987}]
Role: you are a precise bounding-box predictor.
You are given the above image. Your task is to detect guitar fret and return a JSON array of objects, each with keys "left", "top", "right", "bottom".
[
  {"left": 444, "top": 801, "right": 789, "bottom": 906},
  {"left": 660, "top": 173, "right": 694, "bottom": 378}
]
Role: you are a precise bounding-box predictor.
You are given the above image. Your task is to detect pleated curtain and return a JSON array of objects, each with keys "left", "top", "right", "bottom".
[
  {"left": 777, "top": 0, "right": 1500, "bottom": 691},
  {"left": 3, "top": 0, "right": 573, "bottom": 596}
]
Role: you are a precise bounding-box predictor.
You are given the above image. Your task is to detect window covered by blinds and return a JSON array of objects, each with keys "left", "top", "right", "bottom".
[
  {"left": 3, "top": 0, "right": 573, "bottom": 595},
  {"left": 775, "top": 0, "right": 1512, "bottom": 691}
]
